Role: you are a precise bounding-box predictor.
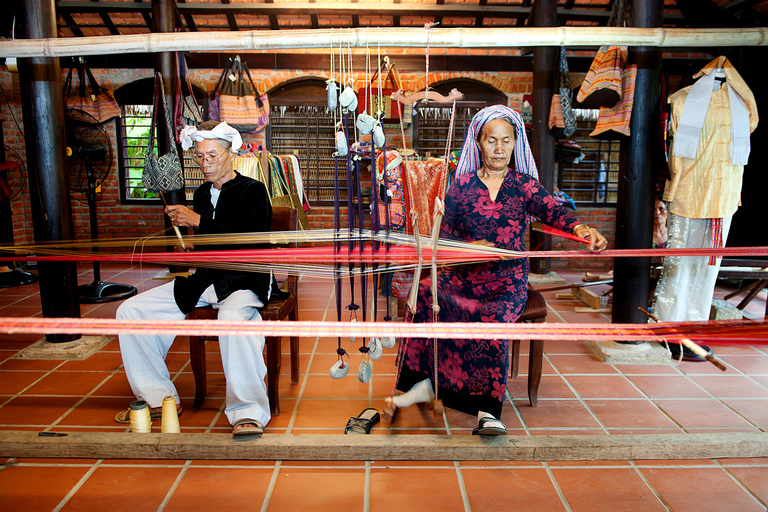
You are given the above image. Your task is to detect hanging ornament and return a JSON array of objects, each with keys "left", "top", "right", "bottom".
[
  {"left": 356, "top": 112, "right": 376, "bottom": 135},
  {"left": 380, "top": 336, "right": 396, "bottom": 349},
  {"left": 327, "top": 79, "right": 338, "bottom": 110},
  {"left": 339, "top": 80, "right": 357, "bottom": 111},
  {"left": 330, "top": 347, "right": 350, "bottom": 379},
  {"left": 372, "top": 122, "right": 385, "bottom": 148},
  {"left": 368, "top": 337, "right": 383, "bottom": 360},
  {"left": 335, "top": 122, "right": 348, "bottom": 157}
]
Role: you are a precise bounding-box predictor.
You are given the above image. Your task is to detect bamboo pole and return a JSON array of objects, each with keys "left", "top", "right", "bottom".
[{"left": 0, "top": 27, "right": 765, "bottom": 58}]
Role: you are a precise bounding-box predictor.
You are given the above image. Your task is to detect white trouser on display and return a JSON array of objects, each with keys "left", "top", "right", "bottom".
[
  {"left": 117, "top": 281, "right": 271, "bottom": 426},
  {"left": 652, "top": 212, "right": 732, "bottom": 322}
]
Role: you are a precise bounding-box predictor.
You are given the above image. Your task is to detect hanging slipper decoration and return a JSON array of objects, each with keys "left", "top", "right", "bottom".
[
  {"left": 356, "top": 111, "right": 376, "bottom": 135},
  {"left": 339, "top": 79, "right": 358, "bottom": 111},
  {"left": 358, "top": 346, "right": 372, "bottom": 383},
  {"left": 380, "top": 336, "right": 396, "bottom": 349},
  {"left": 335, "top": 122, "right": 348, "bottom": 157},
  {"left": 372, "top": 121, "right": 385, "bottom": 148},
  {"left": 368, "top": 337, "right": 383, "bottom": 361},
  {"left": 330, "top": 347, "right": 350, "bottom": 379},
  {"left": 326, "top": 78, "right": 338, "bottom": 110}
]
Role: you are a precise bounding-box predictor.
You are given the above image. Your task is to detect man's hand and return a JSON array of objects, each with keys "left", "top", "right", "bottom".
[
  {"left": 165, "top": 205, "right": 201, "bottom": 229},
  {"left": 574, "top": 224, "right": 608, "bottom": 252}
]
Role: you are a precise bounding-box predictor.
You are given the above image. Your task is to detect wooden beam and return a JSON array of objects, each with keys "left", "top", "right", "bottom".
[
  {"left": 56, "top": 1, "right": 686, "bottom": 23},
  {"left": 2, "top": 432, "right": 767, "bottom": 461},
  {"left": 134, "top": 0, "right": 152, "bottom": 29},
  {"left": 98, "top": 12, "right": 121, "bottom": 36},
  {"left": 176, "top": 0, "right": 198, "bottom": 32},
  {"left": 221, "top": 0, "right": 239, "bottom": 32},
  {"left": 59, "top": 11, "right": 85, "bottom": 37}
]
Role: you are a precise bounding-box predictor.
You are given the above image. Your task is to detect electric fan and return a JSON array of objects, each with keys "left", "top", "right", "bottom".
[
  {"left": 0, "top": 144, "right": 37, "bottom": 288},
  {"left": 64, "top": 108, "right": 136, "bottom": 303}
]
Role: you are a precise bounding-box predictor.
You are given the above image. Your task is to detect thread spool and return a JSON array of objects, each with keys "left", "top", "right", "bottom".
[
  {"left": 160, "top": 395, "right": 181, "bottom": 433},
  {"left": 129, "top": 400, "right": 152, "bottom": 433}
]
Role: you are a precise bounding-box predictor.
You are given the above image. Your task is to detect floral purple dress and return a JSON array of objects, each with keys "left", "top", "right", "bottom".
[{"left": 396, "top": 170, "right": 579, "bottom": 418}]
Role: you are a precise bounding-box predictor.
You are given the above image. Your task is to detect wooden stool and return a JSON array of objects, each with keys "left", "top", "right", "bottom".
[
  {"left": 510, "top": 289, "right": 548, "bottom": 407},
  {"left": 187, "top": 207, "right": 299, "bottom": 416}
]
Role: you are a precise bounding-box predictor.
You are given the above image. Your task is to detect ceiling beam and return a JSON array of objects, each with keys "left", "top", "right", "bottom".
[
  {"left": 176, "top": 0, "right": 198, "bottom": 32},
  {"left": 220, "top": 0, "right": 239, "bottom": 32},
  {"left": 56, "top": 1, "right": 687, "bottom": 23},
  {"left": 59, "top": 11, "right": 84, "bottom": 37},
  {"left": 133, "top": 0, "right": 152, "bottom": 29},
  {"left": 264, "top": 0, "right": 279, "bottom": 31},
  {"left": 97, "top": 11, "right": 121, "bottom": 36},
  {"left": 673, "top": 0, "right": 741, "bottom": 27},
  {"left": 723, "top": 0, "right": 764, "bottom": 12}
]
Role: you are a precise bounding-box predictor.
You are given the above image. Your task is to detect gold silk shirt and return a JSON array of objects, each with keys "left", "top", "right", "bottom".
[{"left": 664, "top": 58, "right": 758, "bottom": 220}]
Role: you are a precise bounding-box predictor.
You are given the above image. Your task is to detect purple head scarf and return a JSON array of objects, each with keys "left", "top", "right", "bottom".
[{"left": 454, "top": 105, "right": 538, "bottom": 181}]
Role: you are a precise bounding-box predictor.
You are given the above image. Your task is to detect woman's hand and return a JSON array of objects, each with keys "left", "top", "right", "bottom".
[
  {"left": 574, "top": 224, "right": 608, "bottom": 252},
  {"left": 165, "top": 205, "right": 201, "bottom": 229}
]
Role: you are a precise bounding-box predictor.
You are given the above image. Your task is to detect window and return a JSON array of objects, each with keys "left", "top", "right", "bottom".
[
  {"left": 556, "top": 111, "right": 620, "bottom": 205},
  {"left": 267, "top": 78, "right": 340, "bottom": 206},
  {"left": 114, "top": 77, "right": 204, "bottom": 204},
  {"left": 412, "top": 79, "right": 505, "bottom": 158}
]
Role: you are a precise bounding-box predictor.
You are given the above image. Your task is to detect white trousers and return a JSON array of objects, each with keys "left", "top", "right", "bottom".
[
  {"left": 652, "top": 213, "right": 732, "bottom": 322},
  {"left": 117, "top": 281, "right": 271, "bottom": 426}
]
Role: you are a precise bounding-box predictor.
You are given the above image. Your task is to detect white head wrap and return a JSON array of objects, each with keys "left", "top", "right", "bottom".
[{"left": 179, "top": 121, "right": 243, "bottom": 153}]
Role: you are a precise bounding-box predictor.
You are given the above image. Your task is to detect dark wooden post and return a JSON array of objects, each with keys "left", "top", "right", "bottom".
[
  {"left": 529, "top": 0, "right": 557, "bottom": 274},
  {"left": 17, "top": 0, "right": 81, "bottom": 342},
  {"left": 152, "top": 0, "right": 187, "bottom": 272},
  {"left": 612, "top": 0, "right": 663, "bottom": 329}
]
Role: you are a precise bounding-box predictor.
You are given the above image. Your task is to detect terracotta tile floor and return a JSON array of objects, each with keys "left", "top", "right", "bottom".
[{"left": 0, "top": 263, "right": 766, "bottom": 511}]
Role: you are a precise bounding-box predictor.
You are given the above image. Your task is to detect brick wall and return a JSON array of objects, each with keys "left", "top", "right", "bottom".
[{"left": 1, "top": 64, "right": 616, "bottom": 270}]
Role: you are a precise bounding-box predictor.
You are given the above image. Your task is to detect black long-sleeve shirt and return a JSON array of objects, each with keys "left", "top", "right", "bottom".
[{"left": 173, "top": 172, "right": 272, "bottom": 314}]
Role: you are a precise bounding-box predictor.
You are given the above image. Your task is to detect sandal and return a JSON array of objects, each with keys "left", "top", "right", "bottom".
[
  {"left": 232, "top": 418, "right": 263, "bottom": 437},
  {"left": 381, "top": 397, "right": 398, "bottom": 423},
  {"left": 114, "top": 404, "right": 182, "bottom": 424},
  {"left": 472, "top": 416, "right": 506, "bottom": 436},
  {"left": 344, "top": 408, "right": 380, "bottom": 435}
]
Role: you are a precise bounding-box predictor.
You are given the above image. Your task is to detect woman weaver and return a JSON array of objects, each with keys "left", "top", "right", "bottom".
[{"left": 384, "top": 105, "right": 607, "bottom": 435}]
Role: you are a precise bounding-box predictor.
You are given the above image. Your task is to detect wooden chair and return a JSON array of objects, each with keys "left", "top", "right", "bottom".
[
  {"left": 510, "top": 287, "right": 548, "bottom": 407},
  {"left": 187, "top": 206, "right": 299, "bottom": 416}
]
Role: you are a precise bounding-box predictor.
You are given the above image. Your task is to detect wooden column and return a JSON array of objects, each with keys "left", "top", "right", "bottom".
[
  {"left": 152, "top": 0, "right": 187, "bottom": 272},
  {"left": 17, "top": 0, "right": 81, "bottom": 342},
  {"left": 612, "top": 0, "right": 663, "bottom": 328},
  {"left": 529, "top": 0, "right": 557, "bottom": 274}
]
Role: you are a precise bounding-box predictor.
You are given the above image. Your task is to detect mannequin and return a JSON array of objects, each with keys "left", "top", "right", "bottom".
[{"left": 652, "top": 56, "right": 758, "bottom": 361}]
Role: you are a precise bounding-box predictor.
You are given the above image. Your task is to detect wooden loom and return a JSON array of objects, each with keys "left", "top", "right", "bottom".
[{"left": 1, "top": 26, "right": 767, "bottom": 462}]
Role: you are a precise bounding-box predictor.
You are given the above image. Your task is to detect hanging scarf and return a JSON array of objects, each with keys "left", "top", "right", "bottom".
[
  {"left": 454, "top": 105, "right": 538, "bottom": 181},
  {"left": 179, "top": 121, "right": 243, "bottom": 152},
  {"left": 672, "top": 57, "right": 753, "bottom": 166}
]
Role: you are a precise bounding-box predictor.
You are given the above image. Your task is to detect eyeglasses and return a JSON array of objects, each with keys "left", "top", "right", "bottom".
[{"left": 195, "top": 153, "right": 223, "bottom": 164}]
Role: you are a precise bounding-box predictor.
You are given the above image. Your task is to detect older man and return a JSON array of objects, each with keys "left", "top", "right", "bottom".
[{"left": 115, "top": 121, "right": 272, "bottom": 436}]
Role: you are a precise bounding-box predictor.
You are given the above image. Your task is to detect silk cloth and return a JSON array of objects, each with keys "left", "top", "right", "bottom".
[
  {"left": 651, "top": 213, "right": 732, "bottom": 323},
  {"left": 396, "top": 171, "right": 578, "bottom": 418}
]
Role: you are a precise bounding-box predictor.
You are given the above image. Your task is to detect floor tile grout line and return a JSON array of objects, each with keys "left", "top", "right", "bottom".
[
  {"left": 453, "top": 460, "right": 473, "bottom": 512},
  {"left": 259, "top": 461, "right": 282, "bottom": 512},
  {"left": 47, "top": 367, "right": 124, "bottom": 430},
  {"left": 363, "top": 460, "right": 371, "bottom": 512},
  {"left": 156, "top": 460, "right": 193, "bottom": 512},
  {"left": 544, "top": 352, "right": 611, "bottom": 435},
  {"left": 51, "top": 459, "right": 103, "bottom": 512},
  {"left": 673, "top": 366, "right": 763, "bottom": 431},
  {"left": 628, "top": 460, "right": 674, "bottom": 512},
  {"left": 716, "top": 459, "right": 768, "bottom": 509},
  {"left": 284, "top": 286, "right": 334, "bottom": 433},
  {"left": 506, "top": 388, "right": 531, "bottom": 435},
  {"left": 608, "top": 363, "right": 688, "bottom": 434},
  {"left": 542, "top": 461, "right": 574, "bottom": 512}
]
